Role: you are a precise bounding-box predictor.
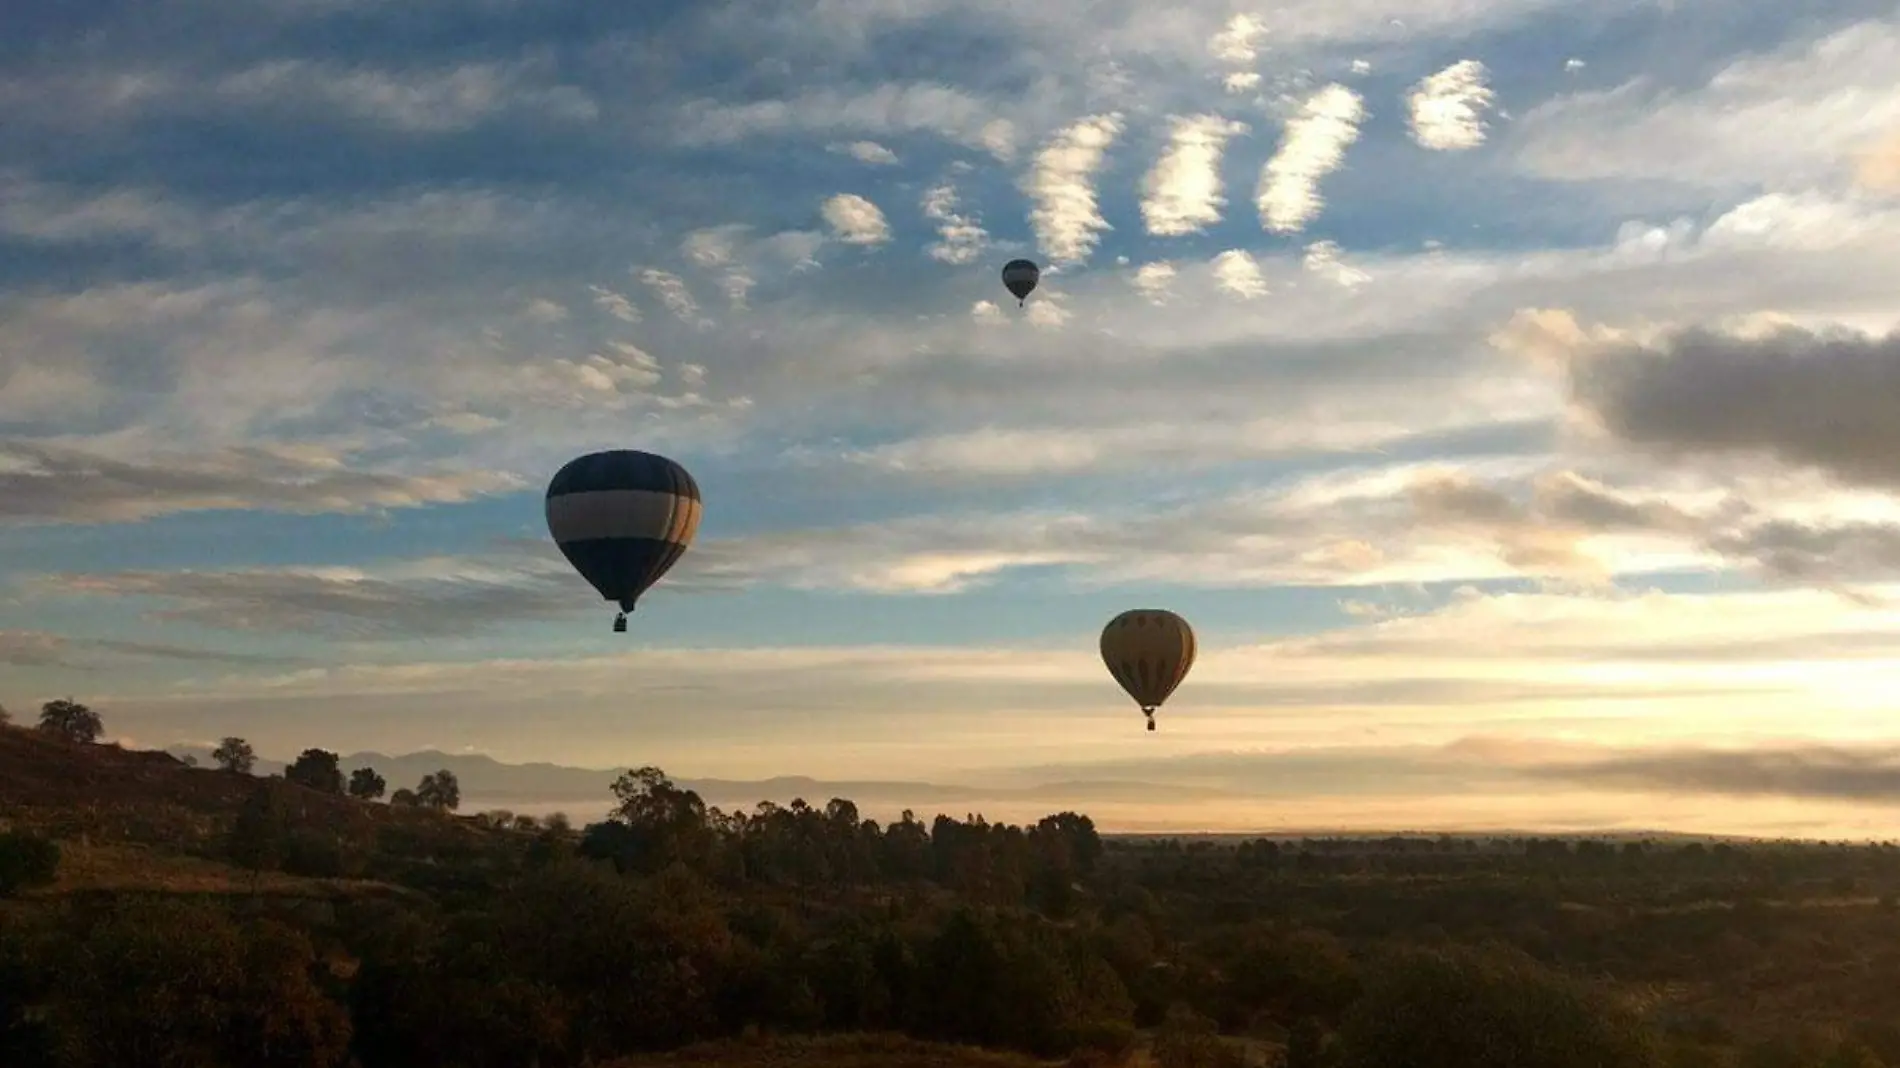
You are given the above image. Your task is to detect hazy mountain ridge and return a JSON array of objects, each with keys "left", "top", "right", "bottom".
[{"left": 158, "top": 744, "right": 1756, "bottom": 842}]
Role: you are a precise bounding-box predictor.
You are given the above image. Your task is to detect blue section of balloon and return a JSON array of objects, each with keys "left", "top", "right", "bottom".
[
  {"left": 546, "top": 450, "right": 701, "bottom": 501},
  {"left": 545, "top": 450, "right": 700, "bottom": 615}
]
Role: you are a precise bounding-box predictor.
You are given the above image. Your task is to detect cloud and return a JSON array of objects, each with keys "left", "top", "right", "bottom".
[
  {"left": 84, "top": 581, "right": 1900, "bottom": 812},
  {"left": 1508, "top": 741, "right": 1900, "bottom": 805},
  {"left": 820, "top": 193, "right": 892, "bottom": 246},
  {"left": 920, "top": 184, "right": 988, "bottom": 264},
  {"left": 1302, "top": 240, "right": 1369, "bottom": 287},
  {"left": 0, "top": 439, "right": 519, "bottom": 524},
  {"left": 1257, "top": 84, "right": 1365, "bottom": 233},
  {"left": 1140, "top": 114, "right": 1250, "bottom": 236},
  {"left": 635, "top": 267, "right": 703, "bottom": 322},
  {"left": 1023, "top": 113, "right": 1125, "bottom": 263},
  {"left": 674, "top": 84, "right": 1018, "bottom": 160},
  {"left": 1223, "top": 72, "right": 1263, "bottom": 94},
  {"left": 214, "top": 58, "right": 597, "bottom": 133},
  {"left": 1210, "top": 249, "right": 1268, "bottom": 299},
  {"left": 587, "top": 285, "right": 640, "bottom": 323},
  {"left": 1558, "top": 317, "right": 1900, "bottom": 492},
  {"left": 1131, "top": 261, "right": 1177, "bottom": 304},
  {"left": 680, "top": 224, "right": 760, "bottom": 308},
  {"left": 1511, "top": 19, "right": 1900, "bottom": 189},
  {"left": 1209, "top": 14, "right": 1269, "bottom": 65},
  {"left": 828, "top": 140, "right": 900, "bottom": 165},
  {"left": 45, "top": 547, "right": 590, "bottom": 638},
  {"left": 1857, "top": 131, "right": 1900, "bottom": 194},
  {"left": 522, "top": 298, "right": 568, "bottom": 324},
  {"left": 1406, "top": 59, "right": 1495, "bottom": 151}
]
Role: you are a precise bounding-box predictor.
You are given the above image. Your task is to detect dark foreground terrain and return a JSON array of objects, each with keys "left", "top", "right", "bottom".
[{"left": 4, "top": 718, "right": 1900, "bottom": 1068}]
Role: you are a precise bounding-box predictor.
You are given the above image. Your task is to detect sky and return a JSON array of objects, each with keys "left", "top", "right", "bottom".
[{"left": 6, "top": 0, "right": 1900, "bottom": 838}]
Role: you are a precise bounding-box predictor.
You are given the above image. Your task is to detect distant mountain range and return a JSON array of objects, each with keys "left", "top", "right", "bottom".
[
  {"left": 160, "top": 743, "right": 1230, "bottom": 810},
  {"left": 158, "top": 743, "right": 1750, "bottom": 842}
]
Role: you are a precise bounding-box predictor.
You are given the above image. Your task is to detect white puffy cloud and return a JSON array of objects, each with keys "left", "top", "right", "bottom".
[
  {"left": 1209, "top": 13, "right": 1269, "bottom": 64},
  {"left": 1406, "top": 59, "right": 1495, "bottom": 151},
  {"left": 1210, "top": 249, "right": 1268, "bottom": 299},
  {"left": 820, "top": 192, "right": 892, "bottom": 246},
  {"left": 1023, "top": 113, "right": 1124, "bottom": 263},
  {"left": 1131, "top": 261, "right": 1177, "bottom": 304},
  {"left": 1257, "top": 84, "right": 1365, "bottom": 233},
  {"left": 1140, "top": 114, "right": 1250, "bottom": 236}
]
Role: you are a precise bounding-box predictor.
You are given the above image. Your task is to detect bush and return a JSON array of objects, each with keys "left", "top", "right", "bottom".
[{"left": 0, "top": 833, "right": 60, "bottom": 898}]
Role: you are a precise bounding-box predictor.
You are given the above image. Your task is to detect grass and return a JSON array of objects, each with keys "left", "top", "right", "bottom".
[
  {"left": 26, "top": 839, "right": 417, "bottom": 900},
  {"left": 604, "top": 1033, "right": 1075, "bottom": 1067}
]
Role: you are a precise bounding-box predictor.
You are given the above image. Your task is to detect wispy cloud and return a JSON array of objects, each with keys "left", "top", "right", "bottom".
[
  {"left": 1141, "top": 114, "right": 1250, "bottom": 236},
  {"left": 920, "top": 183, "right": 988, "bottom": 264},
  {"left": 1407, "top": 59, "right": 1495, "bottom": 151},
  {"left": 587, "top": 285, "right": 640, "bottom": 323},
  {"left": 214, "top": 58, "right": 597, "bottom": 133},
  {"left": 1258, "top": 84, "right": 1365, "bottom": 233},
  {"left": 828, "top": 140, "right": 900, "bottom": 165},
  {"left": 1024, "top": 113, "right": 1125, "bottom": 263},
  {"left": 0, "top": 440, "right": 519, "bottom": 524},
  {"left": 635, "top": 267, "right": 703, "bottom": 322}
]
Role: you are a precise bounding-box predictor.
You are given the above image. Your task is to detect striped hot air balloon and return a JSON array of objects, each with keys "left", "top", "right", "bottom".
[
  {"left": 545, "top": 450, "right": 701, "bottom": 632},
  {"left": 1099, "top": 609, "right": 1197, "bottom": 731},
  {"left": 1001, "top": 259, "right": 1039, "bottom": 306}
]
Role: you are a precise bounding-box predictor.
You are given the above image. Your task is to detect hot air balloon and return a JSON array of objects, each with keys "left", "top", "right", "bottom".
[
  {"left": 1100, "top": 609, "right": 1196, "bottom": 731},
  {"left": 1001, "top": 259, "right": 1040, "bottom": 307},
  {"left": 545, "top": 450, "right": 701, "bottom": 633}
]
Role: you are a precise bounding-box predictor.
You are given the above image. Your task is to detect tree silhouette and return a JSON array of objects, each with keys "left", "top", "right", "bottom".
[
  {"left": 228, "top": 780, "right": 292, "bottom": 887},
  {"left": 0, "top": 701, "right": 10, "bottom": 725},
  {"left": 415, "top": 770, "right": 460, "bottom": 812},
  {"left": 0, "top": 832, "right": 60, "bottom": 898},
  {"left": 35, "top": 699, "right": 101, "bottom": 744},
  {"left": 285, "top": 749, "right": 344, "bottom": 794},
  {"left": 389, "top": 788, "right": 419, "bottom": 807},
  {"left": 348, "top": 767, "right": 387, "bottom": 801},
  {"left": 212, "top": 736, "right": 256, "bottom": 774}
]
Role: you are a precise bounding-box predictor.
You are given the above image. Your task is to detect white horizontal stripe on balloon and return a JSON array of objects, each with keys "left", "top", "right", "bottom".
[{"left": 545, "top": 489, "right": 700, "bottom": 544}]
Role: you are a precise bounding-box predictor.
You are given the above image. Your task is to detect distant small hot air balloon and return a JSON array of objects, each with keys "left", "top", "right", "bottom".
[
  {"left": 545, "top": 450, "right": 701, "bottom": 633},
  {"left": 1001, "top": 259, "right": 1040, "bottom": 307},
  {"left": 1100, "top": 609, "right": 1197, "bottom": 731}
]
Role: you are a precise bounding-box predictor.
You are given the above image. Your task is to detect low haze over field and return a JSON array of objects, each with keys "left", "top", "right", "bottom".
[{"left": 6, "top": 0, "right": 1900, "bottom": 839}]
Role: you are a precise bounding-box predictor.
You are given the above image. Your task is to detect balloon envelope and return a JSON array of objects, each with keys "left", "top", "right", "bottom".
[
  {"left": 1001, "top": 259, "right": 1040, "bottom": 301},
  {"left": 545, "top": 450, "right": 701, "bottom": 613},
  {"left": 1099, "top": 609, "right": 1196, "bottom": 717}
]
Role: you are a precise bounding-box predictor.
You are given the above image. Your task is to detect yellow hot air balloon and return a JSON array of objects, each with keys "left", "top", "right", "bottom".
[{"left": 1099, "top": 609, "right": 1196, "bottom": 731}]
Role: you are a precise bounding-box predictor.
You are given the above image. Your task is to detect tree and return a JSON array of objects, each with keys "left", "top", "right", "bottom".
[
  {"left": 228, "top": 780, "right": 293, "bottom": 887},
  {"left": 0, "top": 832, "right": 60, "bottom": 898},
  {"left": 35, "top": 698, "right": 101, "bottom": 744},
  {"left": 415, "top": 770, "right": 460, "bottom": 812},
  {"left": 0, "top": 702, "right": 10, "bottom": 726},
  {"left": 1337, "top": 946, "right": 1662, "bottom": 1068},
  {"left": 348, "top": 766, "right": 387, "bottom": 801},
  {"left": 285, "top": 748, "right": 345, "bottom": 794},
  {"left": 213, "top": 736, "right": 257, "bottom": 774},
  {"left": 389, "top": 788, "right": 420, "bottom": 807}
]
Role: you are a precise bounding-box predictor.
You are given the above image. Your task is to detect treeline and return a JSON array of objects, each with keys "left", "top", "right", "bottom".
[
  {"left": 0, "top": 761, "right": 1698, "bottom": 1068},
  {"left": 8, "top": 710, "right": 1900, "bottom": 1067}
]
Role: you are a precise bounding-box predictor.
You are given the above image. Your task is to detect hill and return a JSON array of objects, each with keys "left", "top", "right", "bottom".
[{"left": 11, "top": 722, "right": 1900, "bottom": 1068}]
